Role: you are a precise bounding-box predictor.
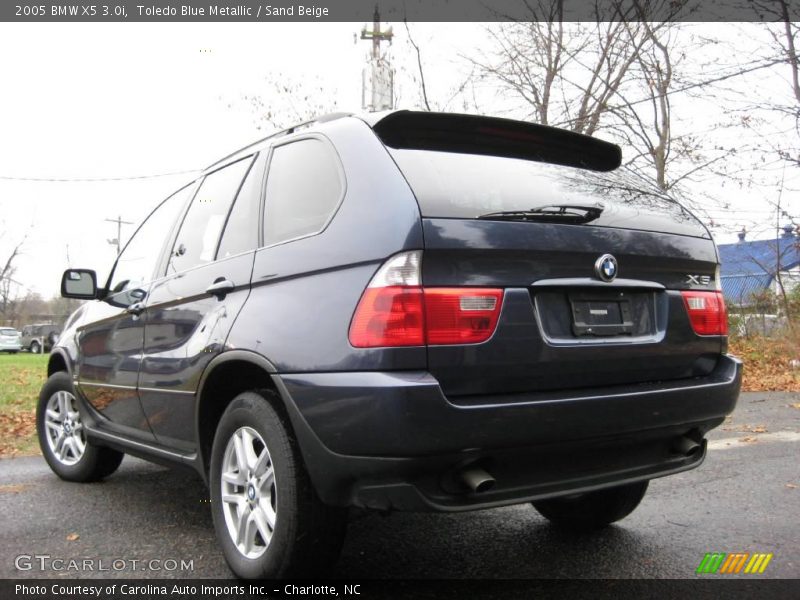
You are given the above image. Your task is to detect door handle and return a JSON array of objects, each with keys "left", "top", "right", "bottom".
[
  {"left": 126, "top": 302, "right": 145, "bottom": 316},
  {"left": 206, "top": 278, "right": 235, "bottom": 299}
]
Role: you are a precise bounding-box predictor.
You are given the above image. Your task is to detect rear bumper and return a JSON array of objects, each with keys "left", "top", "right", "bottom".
[{"left": 275, "top": 355, "right": 741, "bottom": 511}]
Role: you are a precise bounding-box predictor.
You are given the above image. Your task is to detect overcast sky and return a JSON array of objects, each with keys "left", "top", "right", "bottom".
[
  {"left": 0, "top": 22, "right": 796, "bottom": 299},
  {"left": 0, "top": 24, "right": 345, "bottom": 293}
]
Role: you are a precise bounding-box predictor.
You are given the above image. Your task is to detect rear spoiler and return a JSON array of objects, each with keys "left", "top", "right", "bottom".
[{"left": 366, "top": 110, "right": 621, "bottom": 172}]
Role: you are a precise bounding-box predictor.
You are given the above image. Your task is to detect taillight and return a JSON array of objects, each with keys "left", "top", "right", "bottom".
[
  {"left": 348, "top": 251, "right": 504, "bottom": 347},
  {"left": 424, "top": 288, "right": 503, "bottom": 345},
  {"left": 349, "top": 286, "right": 425, "bottom": 347},
  {"left": 681, "top": 290, "right": 728, "bottom": 336}
]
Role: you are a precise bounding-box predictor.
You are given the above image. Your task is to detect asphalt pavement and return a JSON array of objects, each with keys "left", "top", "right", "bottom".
[{"left": 1, "top": 391, "right": 798, "bottom": 580}]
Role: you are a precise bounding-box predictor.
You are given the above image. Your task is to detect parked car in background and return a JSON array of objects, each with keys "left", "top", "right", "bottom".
[
  {"left": 21, "top": 323, "right": 60, "bottom": 354},
  {"left": 0, "top": 328, "right": 22, "bottom": 353}
]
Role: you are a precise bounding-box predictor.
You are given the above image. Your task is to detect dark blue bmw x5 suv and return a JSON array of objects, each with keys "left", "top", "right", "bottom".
[{"left": 39, "top": 111, "right": 741, "bottom": 578}]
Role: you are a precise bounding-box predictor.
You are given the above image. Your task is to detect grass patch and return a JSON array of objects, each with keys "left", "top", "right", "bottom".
[{"left": 0, "top": 353, "right": 47, "bottom": 457}]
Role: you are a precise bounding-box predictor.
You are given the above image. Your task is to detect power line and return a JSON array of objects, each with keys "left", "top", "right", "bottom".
[{"left": 0, "top": 168, "right": 201, "bottom": 183}]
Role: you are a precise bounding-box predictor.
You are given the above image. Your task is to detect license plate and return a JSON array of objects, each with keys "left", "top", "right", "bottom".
[{"left": 569, "top": 293, "right": 634, "bottom": 337}]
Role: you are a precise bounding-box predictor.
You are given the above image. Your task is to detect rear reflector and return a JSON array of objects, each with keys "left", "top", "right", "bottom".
[
  {"left": 681, "top": 291, "right": 728, "bottom": 336},
  {"left": 349, "top": 252, "right": 504, "bottom": 347}
]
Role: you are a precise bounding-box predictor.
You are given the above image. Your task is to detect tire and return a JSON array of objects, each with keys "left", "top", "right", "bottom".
[
  {"left": 36, "top": 372, "right": 124, "bottom": 482},
  {"left": 30, "top": 341, "right": 41, "bottom": 354},
  {"left": 210, "top": 391, "right": 347, "bottom": 579},
  {"left": 532, "top": 481, "right": 649, "bottom": 531}
]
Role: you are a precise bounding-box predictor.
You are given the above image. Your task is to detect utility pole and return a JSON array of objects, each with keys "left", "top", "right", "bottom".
[
  {"left": 105, "top": 215, "right": 134, "bottom": 255},
  {"left": 360, "top": 7, "right": 394, "bottom": 111}
]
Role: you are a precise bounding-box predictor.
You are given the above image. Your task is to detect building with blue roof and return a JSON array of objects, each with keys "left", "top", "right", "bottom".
[{"left": 717, "top": 225, "right": 800, "bottom": 308}]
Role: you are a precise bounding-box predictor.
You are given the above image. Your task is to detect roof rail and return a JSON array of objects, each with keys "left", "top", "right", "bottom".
[{"left": 204, "top": 112, "right": 353, "bottom": 171}]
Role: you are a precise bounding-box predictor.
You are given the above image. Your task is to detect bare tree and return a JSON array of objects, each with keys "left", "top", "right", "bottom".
[
  {"left": 469, "top": 1, "right": 683, "bottom": 135},
  {"left": 399, "top": 22, "right": 479, "bottom": 113},
  {"left": 478, "top": 8, "right": 756, "bottom": 224},
  {"left": 750, "top": 0, "right": 800, "bottom": 110},
  {"left": 723, "top": 1, "right": 800, "bottom": 237},
  {"left": 0, "top": 236, "right": 25, "bottom": 320},
  {"left": 605, "top": 21, "right": 734, "bottom": 200},
  {"left": 239, "top": 73, "right": 342, "bottom": 132},
  {"left": 404, "top": 21, "right": 431, "bottom": 111}
]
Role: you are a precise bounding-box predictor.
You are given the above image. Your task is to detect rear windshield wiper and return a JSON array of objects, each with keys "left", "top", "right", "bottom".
[{"left": 477, "top": 204, "right": 604, "bottom": 224}]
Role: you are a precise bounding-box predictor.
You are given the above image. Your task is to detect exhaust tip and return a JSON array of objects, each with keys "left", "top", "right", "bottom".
[
  {"left": 460, "top": 465, "right": 496, "bottom": 493},
  {"left": 672, "top": 434, "right": 703, "bottom": 458}
]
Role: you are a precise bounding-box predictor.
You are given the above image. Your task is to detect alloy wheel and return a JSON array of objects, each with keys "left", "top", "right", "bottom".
[
  {"left": 43, "top": 390, "right": 86, "bottom": 466},
  {"left": 220, "top": 426, "right": 277, "bottom": 559}
]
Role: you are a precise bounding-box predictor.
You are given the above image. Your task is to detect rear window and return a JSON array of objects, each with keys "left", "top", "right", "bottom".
[
  {"left": 389, "top": 149, "right": 608, "bottom": 219},
  {"left": 1, "top": 328, "right": 17, "bottom": 335}
]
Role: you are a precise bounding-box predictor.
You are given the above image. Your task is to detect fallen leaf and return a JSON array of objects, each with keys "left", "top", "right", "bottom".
[
  {"left": 0, "top": 484, "right": 30, "bottom": 494},
  {"left": 729, "top": 337, "right": 800, "bottom": 392},
  {"left": 66, "top": 533, "right": 80, "bottom": 542},
  {"left": 786, "top": 483, "right": 798, "bottom": 489},
  {"left": 738, "top": 436, "right": 758, "bottom": 443},
  {"left": 791, "top": 403, "right": 800, "bottom": 410},
  {"left": 737, "top": 424, "right": 768, "bottom": 434}
]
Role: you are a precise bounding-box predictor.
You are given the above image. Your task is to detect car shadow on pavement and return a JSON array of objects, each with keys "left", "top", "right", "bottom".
[
  {"left": 3, "top": 457, "right": 658, "bottom": 579},
  {"left": 336, "top": 506, "right": 652, "bottom": 579}
]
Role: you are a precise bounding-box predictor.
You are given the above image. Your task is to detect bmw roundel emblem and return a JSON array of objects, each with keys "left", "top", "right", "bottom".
[{"left": 595, "top": 254, "right": 618, "bottom": 282}]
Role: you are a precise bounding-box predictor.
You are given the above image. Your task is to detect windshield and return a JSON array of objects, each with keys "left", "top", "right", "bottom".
[{"left": 1, "top": 328, "right": 18, "bottom": 335}]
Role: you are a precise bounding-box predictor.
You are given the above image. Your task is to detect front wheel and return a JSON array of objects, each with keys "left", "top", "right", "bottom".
[
  {"left": 532, "top": 481, "right": 649, "bottom": 531},
  {"left": 36, "top": 372, "right": 124, "bottom": 482},
  {"left": 30, "top": 341, "right": 41, "bottom": 354},
  {"left": 210, "top": 391, "right": 347, "bottom": 579}
]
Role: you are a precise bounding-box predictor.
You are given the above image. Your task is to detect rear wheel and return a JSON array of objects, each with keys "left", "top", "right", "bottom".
[
  {"left": 532, "top": 481, "right": 649, "bottom": 531},
  {"left": 210, "top": 391, "right": 347, "bottom": 579},
  {"left": 36, "top": 372, "right": 124, "bottom": 482}
]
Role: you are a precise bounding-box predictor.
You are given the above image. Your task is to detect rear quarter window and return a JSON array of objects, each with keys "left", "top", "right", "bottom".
[{"left": 263, "top": 138, "right": 344, "bottom": 246}]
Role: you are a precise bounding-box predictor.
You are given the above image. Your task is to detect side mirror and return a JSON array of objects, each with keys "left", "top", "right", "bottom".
[{"left": 61, "top": 269, "right": 98, "bottom": 300}]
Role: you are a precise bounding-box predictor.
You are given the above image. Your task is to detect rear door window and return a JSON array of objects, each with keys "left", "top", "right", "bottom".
[
  {"left": 217, "top": 155, "right": 264, "bottom": 259},
  {"left": 168, "top": 157, "right": 254, "bottom": 274},
  {"left": 263, "top": 138, "right": 344, "bottom": 246}
]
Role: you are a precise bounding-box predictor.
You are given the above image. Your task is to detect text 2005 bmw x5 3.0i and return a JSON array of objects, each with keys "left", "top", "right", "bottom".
[{"left": 40, "top": 111, "right": 741, "bottom": 578}]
